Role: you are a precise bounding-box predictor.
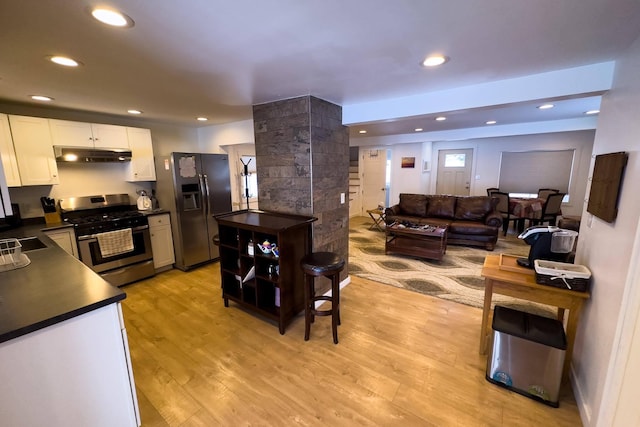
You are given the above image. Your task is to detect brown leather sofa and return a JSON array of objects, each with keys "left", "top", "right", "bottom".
[{"left": 384, "top": 193, "right": 503, "bottom": 250}]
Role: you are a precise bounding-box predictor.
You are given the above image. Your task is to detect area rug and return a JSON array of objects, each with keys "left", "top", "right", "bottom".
[{"left": 348, "top": 217, "right": 555, "bottom": 317}]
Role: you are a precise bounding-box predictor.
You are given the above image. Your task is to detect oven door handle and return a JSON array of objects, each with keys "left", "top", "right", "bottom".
[{"left": 77, "top": 224, "right": 149, "bottom": 241}]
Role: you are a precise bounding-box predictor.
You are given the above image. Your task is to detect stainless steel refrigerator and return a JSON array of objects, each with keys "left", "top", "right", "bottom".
[{"left": 155, "top": 153, "right": 232, "bottom": 270}]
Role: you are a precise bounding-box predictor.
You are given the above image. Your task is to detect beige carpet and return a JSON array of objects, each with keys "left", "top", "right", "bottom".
[{"left": 349, "top": 216, "right": 555, "bottom": 317}]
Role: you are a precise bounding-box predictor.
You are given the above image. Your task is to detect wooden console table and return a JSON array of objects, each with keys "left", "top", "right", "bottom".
[
  {"left": 215, "top": 210, "right": 316, "bottom": 334},
  {"left": 480, "top": 254, "right": 590, "bottom": 380}
]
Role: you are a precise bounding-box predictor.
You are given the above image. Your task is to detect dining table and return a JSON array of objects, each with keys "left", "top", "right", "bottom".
[{"left": 509, "top": 197, "right": 546, "bottom": 232}]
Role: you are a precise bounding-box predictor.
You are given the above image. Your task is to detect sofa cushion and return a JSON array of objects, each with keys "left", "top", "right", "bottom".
[
  {"left": 399, "top": 193, "right": 428, "bottom": 217},
  {"left": 449, "top": 220, "right": 497, "bottom": 236},
  {"left": 454, "top": 196, "right": 493, "bottom": 221},
  {"left": 426, "top": 195, "right": 456, "bottom": 218}
]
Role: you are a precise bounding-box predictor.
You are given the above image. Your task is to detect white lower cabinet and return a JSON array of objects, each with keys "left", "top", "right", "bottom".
[
  {"left": 0, "top": 303, "right": 140, "bottom": 427},
  {"left": 43, "top": 227, "right": 78, "bottom": 258},
  {"left": 149, "top": 213, "right": 175, "bottom": 270}
]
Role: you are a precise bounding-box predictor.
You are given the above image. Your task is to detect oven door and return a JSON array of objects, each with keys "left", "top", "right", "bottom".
[{"left": 78, "top": 226, "right": 153, "bottom": 273}]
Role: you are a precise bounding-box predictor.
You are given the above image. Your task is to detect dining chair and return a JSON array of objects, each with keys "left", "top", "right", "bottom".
[
  {"left": 538, "top": 188, "right": 559, "bottom": 200},
  {"left": 535, "top": 192, "right": 565, "bottom": 226},
  {"left": 491, "top": 191, "right": 517, "bottom": 236},
  {"left": 486, "top": 187, "right": 500, "bottom": 197}
]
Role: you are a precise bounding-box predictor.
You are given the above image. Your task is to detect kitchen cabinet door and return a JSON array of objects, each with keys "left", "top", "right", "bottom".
[
  {"left": 149, "top": 213, "right": 175, "bottom": 270},
  {"left": 49, "top": 119, "right": 94, "bottom": 147},
  {"left": 0, "top": 303, "right": 140, "bottom": 427},
  {"left": 8, "top": 115, "right": 59, "bottom": 185},
  {"left": 91, "top": 123, "right": 129, "bottom": 149},
  {"left": 49, "top": 120, "right": 129, "bottom": 149},
  {"left": 44, "top": 227, "right": 78, "bottom": 258},
  {"left": 126, "top": 127, "right": 156, "bottom": 181},
  {"left": 0, "top": 114, "right": 21, "bottom": 187}
]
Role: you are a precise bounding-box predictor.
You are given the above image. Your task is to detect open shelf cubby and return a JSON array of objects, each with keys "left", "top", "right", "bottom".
[{"left": 214, "top": 210, "right": 316, "bottom": 334}]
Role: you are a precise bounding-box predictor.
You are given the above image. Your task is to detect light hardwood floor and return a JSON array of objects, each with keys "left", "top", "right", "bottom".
[{"left": 121, "top": 259, "right": 582, "bottom": 426}]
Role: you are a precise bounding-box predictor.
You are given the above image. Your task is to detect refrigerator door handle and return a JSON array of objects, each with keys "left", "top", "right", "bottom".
[
  {"left": 203, "top": 174, "right": 211, "bottom": 216},
  {"left": 198, "top": 173, "right": 207, "bottom": 218}
]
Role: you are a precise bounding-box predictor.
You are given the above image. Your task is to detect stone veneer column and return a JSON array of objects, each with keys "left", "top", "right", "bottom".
[{"left": 253, "top": 96, "right": 349, "bottom": 290}]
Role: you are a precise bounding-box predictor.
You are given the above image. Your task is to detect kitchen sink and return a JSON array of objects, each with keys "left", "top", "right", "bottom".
[{"left": 18, "top": 237, "right": 48, "bottom": 252}]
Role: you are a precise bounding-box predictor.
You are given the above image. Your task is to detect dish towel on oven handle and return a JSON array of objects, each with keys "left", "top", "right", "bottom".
[{"left": 96, "top": 228, "right": 135, "bottom": 258}]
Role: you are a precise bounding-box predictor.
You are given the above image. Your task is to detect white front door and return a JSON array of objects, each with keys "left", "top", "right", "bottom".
[
  {"left": 436, "top": 148, "right": 473, "bottom": 195},
  {"left": 361, "top": 149, "right": 387, "bottom": 213}
]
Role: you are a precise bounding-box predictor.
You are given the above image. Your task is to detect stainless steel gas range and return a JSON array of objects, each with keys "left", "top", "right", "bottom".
[{"left": 59, "top": 194, "right": 155, "bottom": 287}]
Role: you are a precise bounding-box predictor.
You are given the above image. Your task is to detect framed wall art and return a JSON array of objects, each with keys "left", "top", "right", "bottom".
[{"left": 401, "top": 157, "right": 415, "bottom": 168}]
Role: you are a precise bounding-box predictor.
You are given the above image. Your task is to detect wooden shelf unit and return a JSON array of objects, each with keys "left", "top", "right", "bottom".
[{"left": 215, "top": 210, "right": 316, "bottom": 334}]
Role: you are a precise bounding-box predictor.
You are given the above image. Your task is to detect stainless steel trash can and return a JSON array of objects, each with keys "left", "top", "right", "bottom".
[{"left": 486, "top": 305, "right": 566, "bottom": 407}]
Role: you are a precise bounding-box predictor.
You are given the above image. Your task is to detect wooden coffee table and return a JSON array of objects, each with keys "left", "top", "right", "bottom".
[{"left": 385, "top": 223, "right": 448, "bottom": 261}]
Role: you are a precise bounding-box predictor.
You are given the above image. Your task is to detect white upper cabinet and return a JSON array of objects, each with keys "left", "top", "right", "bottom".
[
  {"left": 48, "top": 120, "right": 93, "bottom": 147},
  {"left": 126, "top": 127, "right": 156, "bottom": 181},
  {"left": 0, "top": 114, "right": 21, "bottom": 187},
  {"left": 49, "top": 119, "right": 129, "bottom": 150},
  {"left": 8, "top": 115, "right": 59, "bottom": 186},
  {"left": 92, "top": 123, "right": 129, "bottom": 149}
]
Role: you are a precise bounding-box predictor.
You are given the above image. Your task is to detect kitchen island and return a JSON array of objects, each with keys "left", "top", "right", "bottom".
[{"left": 0, "top": 226, "right": 140, "bottom": 426}]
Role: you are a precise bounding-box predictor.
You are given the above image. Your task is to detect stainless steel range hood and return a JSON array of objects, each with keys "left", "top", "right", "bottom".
[{"left": 54, "top": 146, "right": 132, "bottom": 163}]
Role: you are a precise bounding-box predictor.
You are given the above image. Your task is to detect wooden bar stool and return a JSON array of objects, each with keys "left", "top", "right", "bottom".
[{"left": 300, "top": 252, "right": 345, "bottom": 344}]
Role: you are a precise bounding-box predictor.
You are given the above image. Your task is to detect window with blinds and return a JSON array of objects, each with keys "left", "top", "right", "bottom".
[{"left": 498, "top": 150, "right": 574, "bottom": 194}]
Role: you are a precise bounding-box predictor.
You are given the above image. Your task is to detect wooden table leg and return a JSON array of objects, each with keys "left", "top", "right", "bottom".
[
  {"left": 562, "top": 301, "right": 584, "bottom": 379},
  {"left": 368, "top": 210, "right": 385, "bottom": 231},
  {"left": 479, "top": 278, "right": 494, "bottom": 354}
]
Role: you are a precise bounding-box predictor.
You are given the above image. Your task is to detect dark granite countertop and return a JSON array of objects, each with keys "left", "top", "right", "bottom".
[
  {"left": 138, "top": 208, "right": 169, "bottom": 216},
  {"left": 0, "top": 225, "right": 125, "bottom": 344}
]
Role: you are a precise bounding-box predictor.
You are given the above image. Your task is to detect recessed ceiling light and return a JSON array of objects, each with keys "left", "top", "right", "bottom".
[
  {"left": 358, "top": 130, "right": 367, "bottom": 134},
  {"left": 31, "top": 95, "right": 53, "bottom": 102},
  {"left": 538, "top": 104, "right": 555, "bottom": 110},
  {"left": 414, "top": 128, "right": 423, "bottom": 132},
  {"left": 486, "top": 120, "right": 497, "bottom": 125},
  {"left": 127, "top": 109, "right": 142, "bottom": 115},
  {"left": 422, "top": 55, "right": 449, "bottom": 67},
  {"left": 585, "top": 110, "right": 600, "bottom": 115},
  {"left": 435, "top": 116, "right": 447, "bottom": 121},
  {"left": 196, "top": 117, "right": 208, "bottom": 122},
  {"left": 91, "top": 8, "right": 135, "bottom": 27},
  {"left": 50, "top": 56, "right": 80, "bottom": 67}
]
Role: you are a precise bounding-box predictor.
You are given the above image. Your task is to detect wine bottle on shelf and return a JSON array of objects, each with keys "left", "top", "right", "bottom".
[{"left": 247, "top": 238, "right": 254, "bottom": 256}]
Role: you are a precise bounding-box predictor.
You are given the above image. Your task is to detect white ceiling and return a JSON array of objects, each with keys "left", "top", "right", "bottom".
[{"left": 1, "top": 0, "right": 640, "bottom": 141}]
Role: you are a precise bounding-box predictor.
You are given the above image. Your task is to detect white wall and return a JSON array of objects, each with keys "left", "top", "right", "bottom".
[
  {"left": 8, "top": 165, "right": 153, "bottom": 218},
  {"left": 197, "top": 119, "right": 255, "bottom": 152},
  {"left": 428, "top": 131, "right": 594, "bottom": 217},
  {"left": 387, "top": 142, "right": 431, "bottom": 205},
  {"left": 198, "top": 120, "right": 257, "bottom": 210},
  {"left": 572, "top": 34, "right": 640, "bottom": 426},
  {"left": 359, "top": 130, "right": 594, "bottom": 218}
]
